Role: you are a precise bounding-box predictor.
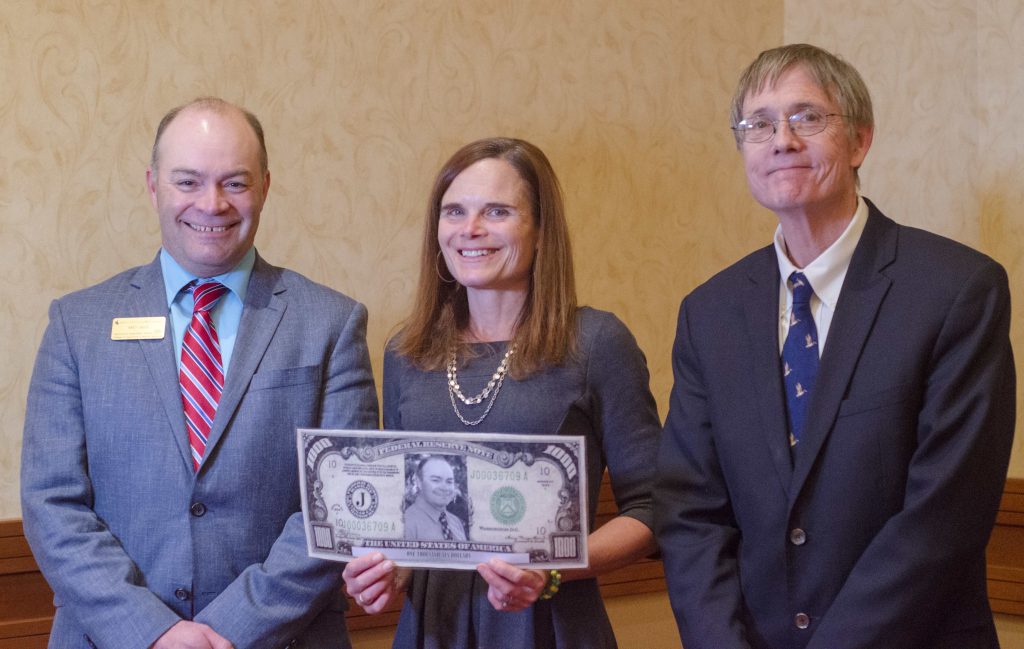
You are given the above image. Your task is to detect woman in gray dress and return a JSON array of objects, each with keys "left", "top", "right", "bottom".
[{"left": 343, "top": 137, "right": 661, "bottom": 648}]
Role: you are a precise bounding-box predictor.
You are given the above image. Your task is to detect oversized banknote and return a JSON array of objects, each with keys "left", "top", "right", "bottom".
[{"left": 298, "top": 429, "right": 589, "bottom": 570}]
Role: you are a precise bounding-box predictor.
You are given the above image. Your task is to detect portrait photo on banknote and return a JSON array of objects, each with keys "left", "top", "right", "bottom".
[
  {"left": 297, "top": 429, "right": 589, "bottom": 570},
  {"left": 403, "top": 454, "right": 470, "bottom": 542}
]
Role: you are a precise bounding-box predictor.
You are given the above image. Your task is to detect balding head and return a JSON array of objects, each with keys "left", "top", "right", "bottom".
[{"left": 151, "top": 97, "right": 268, "bottom": 174}]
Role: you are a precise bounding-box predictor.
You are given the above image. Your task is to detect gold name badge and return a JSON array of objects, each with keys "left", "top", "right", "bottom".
[{"left": 111, "top": 317, "right": 166, "bottom": 341}]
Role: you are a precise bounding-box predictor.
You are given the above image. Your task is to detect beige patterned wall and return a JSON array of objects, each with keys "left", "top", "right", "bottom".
[
  {"left": 785, "top": 0, "right": 1024, "bottom": 478},
  {"left": 0, "top": 1, "right": 780, "bottom": 519},
  {"left": 4, "top": 1, "right": 1020, "bottom": 523}
]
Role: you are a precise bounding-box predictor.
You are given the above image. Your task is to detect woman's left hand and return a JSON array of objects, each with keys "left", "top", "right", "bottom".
[{"left": 477, "top": 558, "right": 547, "bottom": 612}]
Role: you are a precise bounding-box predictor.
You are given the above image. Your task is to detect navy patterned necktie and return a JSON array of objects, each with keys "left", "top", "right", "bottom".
[{"left": 782, "top": 272, "right": 819, "bottom": 450}]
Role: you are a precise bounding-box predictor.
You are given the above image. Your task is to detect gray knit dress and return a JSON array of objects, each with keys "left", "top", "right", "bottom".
[{"left": 385, "top": 308, "right": 661, "bottom": 649}]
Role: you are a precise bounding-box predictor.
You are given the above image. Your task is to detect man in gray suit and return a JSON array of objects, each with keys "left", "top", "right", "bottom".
[{"left": 21, "top": 97, "right": 378, "bottom": 649}]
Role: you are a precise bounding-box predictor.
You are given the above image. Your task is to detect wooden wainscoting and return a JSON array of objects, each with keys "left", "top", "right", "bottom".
[
  {"left": 988, "top": 478, "right": 1024, "bottom": 615},
  {"left": 0, "top": 520, "right": 51, "bottom": 649},
  {"left": 4, "top": 478, "right": 1022, "bottom": 644}
]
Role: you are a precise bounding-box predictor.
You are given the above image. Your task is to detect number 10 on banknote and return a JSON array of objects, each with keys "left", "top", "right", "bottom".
[{"left": 298, "top": 429, "right": 589, "bottom": 570}]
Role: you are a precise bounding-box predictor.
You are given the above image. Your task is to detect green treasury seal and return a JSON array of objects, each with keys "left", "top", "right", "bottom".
[{"left": 490, "top": 486, "right": 526, "bottom": 525}]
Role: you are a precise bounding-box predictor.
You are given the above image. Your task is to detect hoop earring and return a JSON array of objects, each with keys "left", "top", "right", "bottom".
[{"left": 436, "top": 250, "right": 457, "bottom": 284}]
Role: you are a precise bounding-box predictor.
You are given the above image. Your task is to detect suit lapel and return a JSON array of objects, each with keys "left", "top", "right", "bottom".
[
  {"left": 789, "top": 203, "right": 897, "bottom": 501},
  {"left": 199, "top": 255, "right": 286, "bottom": 471},
  {"left": 742, "top": 247, "right": 794, "bottom": 491},
  {"left": 129, "top": 257, "right": 195, "bottom": 470}
]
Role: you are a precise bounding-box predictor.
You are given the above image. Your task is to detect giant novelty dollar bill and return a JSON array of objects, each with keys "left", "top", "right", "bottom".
[{"left": 298, "top": 429, "right": 589, "bottom": 570}]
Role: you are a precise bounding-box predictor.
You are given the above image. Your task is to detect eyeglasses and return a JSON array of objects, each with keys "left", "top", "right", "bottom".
[{"left": 732, "top": 109, "right": 847, "bottom": 143}]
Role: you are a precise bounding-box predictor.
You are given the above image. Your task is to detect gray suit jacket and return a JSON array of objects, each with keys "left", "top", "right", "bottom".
[{"left": 21, "top": 253, "right": 379, "bottom": 649}]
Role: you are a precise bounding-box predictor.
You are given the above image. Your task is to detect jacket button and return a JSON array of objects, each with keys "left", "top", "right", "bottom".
[
  {"left": 174, "top": 588, "right": 190, "bottom": 601},
  {"left": 794, "top": 612, "right": 810, "bottom": 629},
  {"left": 190, "top": 502, "right": 207, "bottom": 516},
  {"left": 789, "top": 528, "right": 806, "bottom": 545}
]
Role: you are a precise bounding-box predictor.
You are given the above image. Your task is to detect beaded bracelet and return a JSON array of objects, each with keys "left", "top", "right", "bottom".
[{"left": 538, "top": 569, "right": 562, "bottom": 600}]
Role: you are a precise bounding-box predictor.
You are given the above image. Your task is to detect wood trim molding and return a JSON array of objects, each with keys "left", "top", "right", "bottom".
[
  {"left": 988, "top": 477, "right": 1024, "bottom": 615},
  {"left": 4, "top": 478, "right": 1022, "bottom": 643},
  {"left": 0, "top": 519, "right": 52, "bottom": 649}
]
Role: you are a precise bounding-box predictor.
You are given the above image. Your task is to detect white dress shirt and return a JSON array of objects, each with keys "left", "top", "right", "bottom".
[{"left": 775, "top": 196, "right": 869, "bottom": 356}]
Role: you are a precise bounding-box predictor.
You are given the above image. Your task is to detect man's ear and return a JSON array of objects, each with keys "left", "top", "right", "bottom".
[
  {"left": 850, "top": 125, "right": 874, "bottom": 170},
  {"left": 146, "top": 166, "right": 159, "bottom": 210}
]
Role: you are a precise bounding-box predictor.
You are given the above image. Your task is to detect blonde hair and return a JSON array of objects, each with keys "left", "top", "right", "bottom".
[{"left": 731, "top": 43, "right": 874, "bottom": 147}]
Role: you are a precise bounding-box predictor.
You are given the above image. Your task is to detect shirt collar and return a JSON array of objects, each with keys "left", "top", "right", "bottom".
[
  {"left": 160, "top": 247, "right": 256, "bottom": 306},
  {"left": 773, "top": 196, "right": 868, "bottom": 310},
  {"left": 411, "top": 496, "right": 449, "bottom": 523}
]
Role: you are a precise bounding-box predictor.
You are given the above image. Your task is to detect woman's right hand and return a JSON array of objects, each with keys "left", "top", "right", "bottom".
[{"left": 342, "top": 552, "right": 405, "bottom": 614}]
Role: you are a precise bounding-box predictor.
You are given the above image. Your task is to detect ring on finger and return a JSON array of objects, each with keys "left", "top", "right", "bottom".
[{"left": 501, "top": 595, "right": 512, "bottom": 608}]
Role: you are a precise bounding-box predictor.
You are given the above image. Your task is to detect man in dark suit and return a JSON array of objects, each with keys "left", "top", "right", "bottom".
[
  {"left": 21, "top": 97, "right": 378, "bottom": 648},
  {"left": 654, "top": 44, "right": 1015, "bottom": 649}
]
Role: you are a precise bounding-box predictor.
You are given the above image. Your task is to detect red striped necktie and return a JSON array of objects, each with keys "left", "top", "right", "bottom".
[{"left": 180, "top": 281, "right": 229, "bottom": 471}]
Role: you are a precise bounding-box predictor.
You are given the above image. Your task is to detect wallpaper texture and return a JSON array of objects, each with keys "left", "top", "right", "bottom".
[
  {"left": 784, "top": 0, "right": 1024, "bottom": 479},
  {"left": 0, "top": 0, "right": 779, "bottom": 518},
  {"left": 1, "top": 0, "right": 1020, "bottom": 524}
]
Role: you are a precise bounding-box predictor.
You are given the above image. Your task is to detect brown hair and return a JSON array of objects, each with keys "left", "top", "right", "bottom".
[
  {"left": 394, "top": 137, "right": 577, "bottom": 378},
  {"left": 151, "top": 96, "right": 268, "bottom": 173}
]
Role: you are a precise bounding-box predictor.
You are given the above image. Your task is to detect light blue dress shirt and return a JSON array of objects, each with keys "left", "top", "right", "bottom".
[{"left": 160, "top": 247, "right": 255, "bottom": 376}]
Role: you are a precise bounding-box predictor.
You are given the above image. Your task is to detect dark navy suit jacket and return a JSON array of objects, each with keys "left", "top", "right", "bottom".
[{"left": 655, "top": 201, "right": 1015, "bottom": 649}]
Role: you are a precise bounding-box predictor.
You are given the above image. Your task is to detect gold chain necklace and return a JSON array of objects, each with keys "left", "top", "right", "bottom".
[{"left": 446, "top": 345, "right": 516, "bottom": 426}]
